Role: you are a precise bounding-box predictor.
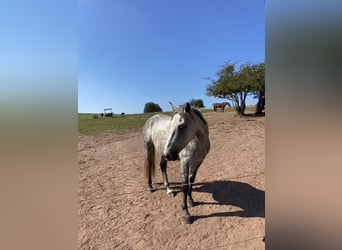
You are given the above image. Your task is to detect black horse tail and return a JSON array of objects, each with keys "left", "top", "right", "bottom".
[{"left": 144, "top": 143, "right": 155, "bottom": 180}]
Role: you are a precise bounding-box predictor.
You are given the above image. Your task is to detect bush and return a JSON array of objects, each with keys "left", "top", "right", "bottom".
[
  {"left": 144, "top": 102, "right": 163, "bottom": 113},
  {"left": 189, "top": 98, "right": 204, "bottom": 108}
]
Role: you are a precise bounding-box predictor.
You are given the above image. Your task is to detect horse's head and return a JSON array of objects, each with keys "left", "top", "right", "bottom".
[{"left": 164, "top": 102, "right": 198, "bottom": 161}]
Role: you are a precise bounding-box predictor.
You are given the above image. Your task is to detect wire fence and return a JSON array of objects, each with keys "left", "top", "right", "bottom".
[
  {"left": 79, "top": 172, "right": 264, "bottom": 202},
  {"left": 79, "top": 171, "right": 265, "bottom": 249},
  {"left": 204, "top": 235, "right": 265, "bottom": 249}
]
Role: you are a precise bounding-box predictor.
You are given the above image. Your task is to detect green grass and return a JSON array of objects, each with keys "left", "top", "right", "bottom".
[
  {"left": 78, "top": 112, "right": 172, "bottom": 135},
  {"left": 78, "top": 108, "right": 211, "bottom": 135},
  {"left": 78, "top": 105, "right": 258, "bottom": 135}
]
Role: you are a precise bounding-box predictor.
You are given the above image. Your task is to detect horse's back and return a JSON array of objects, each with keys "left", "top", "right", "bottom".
[
  {"left": 143, "top": 114, "right": 171, "bottom": 154},
  {"left": 143, "top": 114, "right": 170, "bottom": 133}
]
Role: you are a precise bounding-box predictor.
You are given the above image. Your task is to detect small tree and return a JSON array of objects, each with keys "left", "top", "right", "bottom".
[
  {"left": 143, "top": 102, "right": 163, "bottom": 113},
  {"left": 189, "top": 98, "right": 204, "bottom": 108},
  {"left": 206, "top": 62, "right": 264, "bottom": 115}
]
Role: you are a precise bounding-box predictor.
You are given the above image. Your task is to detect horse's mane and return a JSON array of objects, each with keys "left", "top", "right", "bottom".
[
  {"left": 191, "top": 108, "right": 207, "bottom": 126},
  {"left": 171, "top": 104, "right": 207, "bottom": 126}
]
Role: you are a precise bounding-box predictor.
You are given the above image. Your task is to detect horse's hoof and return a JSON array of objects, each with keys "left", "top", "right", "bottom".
[
  {"left": 182, "top": 216, "right": 193, "bottom": 225},
  {"left": 166, "top": 187, "right": 176, "bottom": 197},
  {"left": 147, "top": 186, "right": 153, "bottom": 193}
]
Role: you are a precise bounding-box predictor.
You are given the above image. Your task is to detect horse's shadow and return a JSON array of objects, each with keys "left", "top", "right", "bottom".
[{"left": 190, "top": 180, "right": 265, "bottom": 221}]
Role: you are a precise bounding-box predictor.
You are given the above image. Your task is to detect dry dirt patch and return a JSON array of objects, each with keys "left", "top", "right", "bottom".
[{"left": 79, "top": 111, "right": 265, "bottom": 249}]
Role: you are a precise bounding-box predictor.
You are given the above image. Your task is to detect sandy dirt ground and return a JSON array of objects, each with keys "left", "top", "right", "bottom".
[{"left": 78, "top": 111, "right": 265, "bottom": 249}]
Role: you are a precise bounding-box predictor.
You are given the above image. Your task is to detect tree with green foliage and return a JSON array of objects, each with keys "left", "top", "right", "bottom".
[
  {"left": 143, "top": 102, "right": 163, "bottom": 113},
  {"left": 188, "top": 98, "right": 204, "bottom": 108},
  {"left": 249, "top": 62, "right": 265, "bottom": 115},
  {"left": 206, "top": 62, "right": 265, "bottom": 115}
]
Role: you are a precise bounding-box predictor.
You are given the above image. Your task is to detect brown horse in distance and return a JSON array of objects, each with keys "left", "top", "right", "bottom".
[{"left": 213, "top": 102, "right": 231, "bottom": 112}]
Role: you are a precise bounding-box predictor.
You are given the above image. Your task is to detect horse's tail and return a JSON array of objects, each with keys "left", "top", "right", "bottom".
[{"left": 144, "top": 144, "right": 155, "bottom": 180}]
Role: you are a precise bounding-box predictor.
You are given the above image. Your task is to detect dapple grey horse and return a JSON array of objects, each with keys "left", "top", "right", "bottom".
[{"left": 142, "top": 102, "right": 210, "bottom": 224}]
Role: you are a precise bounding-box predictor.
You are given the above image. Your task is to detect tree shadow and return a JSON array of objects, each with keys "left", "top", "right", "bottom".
[
  {"left": 191, "top": 180, "right": 265, "bottom": 221},
  {"left": 241, "top": 112, "right": 265, "bottom": 117},
  {"left": 240, "top": 112, "right": 265, "bottom": 118}
]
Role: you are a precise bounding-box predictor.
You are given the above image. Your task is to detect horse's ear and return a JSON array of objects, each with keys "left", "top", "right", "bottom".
[
  {"left": 169, "top": 101, "right": 177, "bottom": 112},
  {"left": 184, "top": 102, "right": 191, "bottom": 113}
]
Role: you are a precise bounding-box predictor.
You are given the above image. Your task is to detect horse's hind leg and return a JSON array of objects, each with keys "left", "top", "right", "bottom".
[
  {"left": 160, "top": 157, "right": 169, "bottom": 187},
  {"left": 144, "top": 142, "right": 155, "bottom": 192}
]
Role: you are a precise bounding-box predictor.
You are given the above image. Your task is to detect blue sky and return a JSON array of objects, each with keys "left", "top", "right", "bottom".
[{"left": 78, "top": 0, "right": 265, "bottom": 114}]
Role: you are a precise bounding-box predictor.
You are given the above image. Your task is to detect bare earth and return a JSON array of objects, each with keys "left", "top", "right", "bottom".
[{"left": 78, "top": 111, "right": 265, "bottom": 249}]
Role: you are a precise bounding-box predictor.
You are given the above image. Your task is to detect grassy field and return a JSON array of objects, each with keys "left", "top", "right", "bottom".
[
  {"left": 78, "top": 113, "right": 168, "bottom": 135},
  {"left": 78, "top": 109, "right": 212, "bottom": 135},
  {"left": 78, "top": 106, "right": 256, "bottom": 135}
]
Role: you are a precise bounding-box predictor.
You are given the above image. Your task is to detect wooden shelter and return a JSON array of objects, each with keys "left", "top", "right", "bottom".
[{"left": 103, "top": 108, "right": 113, "bottom": 117}]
